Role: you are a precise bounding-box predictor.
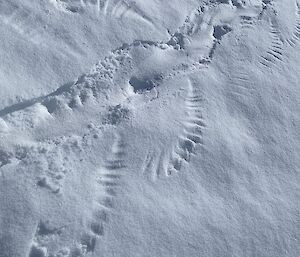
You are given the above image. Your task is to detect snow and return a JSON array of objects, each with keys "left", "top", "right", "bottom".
[{"left": 0, "top": 0, "right": 300, "bottom": 257}]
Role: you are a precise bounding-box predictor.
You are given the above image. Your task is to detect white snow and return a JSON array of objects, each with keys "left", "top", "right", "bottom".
[{"left": 0, "top": 1, "right": 300, "bottom": 257}]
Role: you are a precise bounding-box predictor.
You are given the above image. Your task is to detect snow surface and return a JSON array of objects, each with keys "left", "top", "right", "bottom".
[{"left": 0, "top": 0, "right": 300, "bottom": 257}]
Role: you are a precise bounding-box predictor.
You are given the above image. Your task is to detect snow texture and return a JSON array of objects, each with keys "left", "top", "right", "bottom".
[{"left": 0, "top": 0, "right": 300, "bottom": 257}]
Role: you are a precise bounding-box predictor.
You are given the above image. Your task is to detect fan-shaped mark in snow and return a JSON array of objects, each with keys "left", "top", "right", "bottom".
[
  {"left": 286, "top": 1, "right": 300, "bottom": 47},
  {"left": 0, "top": 3, "right": 234, "bottom": 132},
  {"left": 108, "top": 0, "right": 155, "bottom": 28},
  {"left": 141, "top": 79, "right": 205, "bottom": 180},
  {"left": 142, "top": 149, "right": 170, "bottom": 181},
  {"left": 0, "top": 2, "right": 238, "bottom": 120},
  {"left": 25, "top": 134, "right": 125, "bottom": 257},
  {"left": 0, "top": 1, "right": 83, "bottom": 57},
  {"left": 227, "top": 69, "right": 255, "bottom": 99},
  {"left": 240, "top": 15, "right": 256, "bottom": 30},
  {"left": 99, "top": 0, "right": 110, "bottom": 15},
  {"left": 31, "top": 133, "right": 126, "bottom": 256},
  {"left": 142, "top": 151, "right": 156, "bottom": 179},
  {"left": 50, "top": 0, "right": 155, "bottom": 28},
  {"left": 82, "top": 0, "right": 109, "bottom": 16},
  {"left": 79, "top": 133, "right": 125, "bottom": 254},
  {"left": 167, "top": 79, "right": 205, "bottom": 176},
  {"left": 230, "top": 70, "right": 254, "bottom": 96},
  {"left": 260, "top": 18, "right": 284, "bottom": 69},
  {"left": 83, "top": 0, "right": 110, "bottom": 15},
  {"left": 0, "top": 2, "right": 44, "bottom": 45},
  {"left": 78, "top": 132, "right": 126, "bottom": 253}
]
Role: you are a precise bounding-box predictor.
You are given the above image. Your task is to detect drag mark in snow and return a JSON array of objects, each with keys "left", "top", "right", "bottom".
[
  {"left": 0, "top": 48, "right": 129, "bottom": 118},
  {"left": 286, "top": 1, "right": 300, "bottom": 47},
  {"left": 260, "top": 18, "right": 284, "bottom": 69}
]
